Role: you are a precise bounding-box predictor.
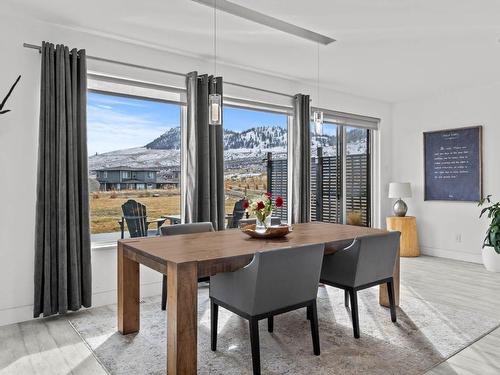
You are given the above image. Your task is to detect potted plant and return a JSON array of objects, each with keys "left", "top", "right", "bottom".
[
  {"left": 244, "top": 193, "right": 284, "bottom": 232},
  {"left": 479, "top": 195, "right": 500, "bottom": 272}
]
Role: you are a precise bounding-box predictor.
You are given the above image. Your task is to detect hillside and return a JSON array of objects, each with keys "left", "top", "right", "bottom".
[
  {"left": 145, "top": 127, "right": 180, "bottom": 150},
  {"left": 88, "top": 125, "right": 365, "bottom": 173}
]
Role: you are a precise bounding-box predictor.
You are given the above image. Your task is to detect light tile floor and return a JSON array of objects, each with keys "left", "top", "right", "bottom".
[{"left": 1, "top": 256, "right": 499, "bottom": 375}]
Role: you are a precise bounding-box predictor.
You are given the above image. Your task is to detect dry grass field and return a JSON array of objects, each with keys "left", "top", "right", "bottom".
[
  {"left": 90, "top": 174, "right": 268, "bottom": 234},
  {"left": 90, "top": 189, "right": 181, "bottom": 234}
]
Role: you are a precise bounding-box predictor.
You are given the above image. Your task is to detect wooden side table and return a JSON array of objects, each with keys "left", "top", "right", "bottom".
[{"left": 386, "top": 216, "right": 420, "bottom": 257}]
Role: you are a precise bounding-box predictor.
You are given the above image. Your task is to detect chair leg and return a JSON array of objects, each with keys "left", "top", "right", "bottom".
[
  {"left": 211, "top": 300, "right": 218, "bottom": 351},
  {"left": 344, "top": 289, "right": 349, "bottom": 308},
  {"left": 349, "top": 289, "right": 360, "bottom": 339},
  {"left": 387, "top": 278, "right": 397, "bottom": 323},
  {"left": 267, "top": 316, "right": 274, "bottom": 333},
  {"left": 309, "top": 300, "right": 320, "bottom": 355},
  {"left": 306, "top": 305, "right": 312, "bottom": 320},
  {"left": 249, "top": 319, "right": 261, "bottom": 375},
  {"left": 161, "top": 275, "right": 167, "bottom": 311}
]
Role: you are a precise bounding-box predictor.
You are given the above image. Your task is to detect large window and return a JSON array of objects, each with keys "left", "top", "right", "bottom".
[
  {"left": 87, "top": 91, "right": 181, "bottom": 241},
  {"left": 311, "top": 123, "right": 341, "bottom": 223},
  {"left": 223, "top": 106, "right": 288, "bottom": 223},
  {"left": 345, "top": 127, "right": 370, "bottom": 226},
  {"left": 310, "top": 122, "right": 371, "bottom": 226}
]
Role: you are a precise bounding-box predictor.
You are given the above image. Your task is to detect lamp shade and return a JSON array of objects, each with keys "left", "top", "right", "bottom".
[{"left": 388, "top": 182, "right": 412, "bottom": 198}]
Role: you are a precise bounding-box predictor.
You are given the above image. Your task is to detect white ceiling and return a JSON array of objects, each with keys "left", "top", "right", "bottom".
[{"left": 5, "top": 0, "right": 500, "bottom": 102}]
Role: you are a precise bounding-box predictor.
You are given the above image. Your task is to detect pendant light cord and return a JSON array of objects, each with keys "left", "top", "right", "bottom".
[
  {"left": 213, "top": 0, "right": 217, "bottom": 77},
  {"left": 316, "top": 42, "right": 320, "bottom": 108}
]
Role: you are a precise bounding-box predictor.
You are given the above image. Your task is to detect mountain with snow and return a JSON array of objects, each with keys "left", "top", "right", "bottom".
[
  {"left": 145, "top": 127, "right": 180, "bottom": 150},
  {"left": 143, "top": 126, "right": 290, "bottom": 151},
  {"left": 88, "top": 125, "right": 365, "bottom": 174},
  {"left": 223, "top": 126, "right": 287, "bottom": 150},
  {"left": 88, "top": 147, "right": 181, "bottom": 174}
]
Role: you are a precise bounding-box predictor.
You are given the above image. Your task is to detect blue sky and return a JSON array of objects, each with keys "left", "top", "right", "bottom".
[
  {"left": 88, "top": 92, "right": 288, "bottom": 155},
  {"left": 87, "top": 92, "right": 180, "bottom": 155},
  {"left": 224, "top": 106, "right": 287, "bottom": 132}
]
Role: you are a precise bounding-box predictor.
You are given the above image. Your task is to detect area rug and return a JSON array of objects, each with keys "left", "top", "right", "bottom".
[{"left": 69, "top": 284, "right": 498, "bottom": 374}]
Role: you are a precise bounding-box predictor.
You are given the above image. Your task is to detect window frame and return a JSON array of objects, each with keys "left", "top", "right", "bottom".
[
  {"left": 344, "top": 126, "right": 371, "bottom": 227},
  {"left": 222, "top": 103, "right": 291, "bottom": 223},
  {"left": 87, "top": 76, "right": 186, "bottom": 249},
  {"left": 309, "top": 115, "right": 375, "bottom": 227},
  {"left": 86, "top": 73, "right": 379, "bottom": 242}
]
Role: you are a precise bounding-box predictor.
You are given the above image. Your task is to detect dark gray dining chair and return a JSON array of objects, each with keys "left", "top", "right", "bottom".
[
  {"left": 210, "top": 243, "right": 325, "bottom": 375},
  {"left": 320, "top": 231, "right": 400, "bottom": 338},
  {"left": 160, "top": 222, "right": 214, "bottom": 310}
]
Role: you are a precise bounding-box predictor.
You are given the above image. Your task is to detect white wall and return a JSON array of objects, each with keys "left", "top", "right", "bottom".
[
  {"left": 0, "top": 13, "right": 393, "bottom": 326},
  {"left": 392, "top": 84, "right": 500, "bottom": 263}
]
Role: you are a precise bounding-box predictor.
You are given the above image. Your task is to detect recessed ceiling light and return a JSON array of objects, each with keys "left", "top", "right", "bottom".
[{"left": 191, "top": 0, "right": 335, "bottom": 45}]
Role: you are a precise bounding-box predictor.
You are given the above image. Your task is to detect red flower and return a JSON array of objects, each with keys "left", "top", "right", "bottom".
[
  {"left": 265, "top": 192, "right": 272, "bottom": 199},
  {"left": 257, "top": 201, "right": 265, "bottom": 210},
  {"left": 275, "top": 196, "right": 284, "bottom": 208},
  {"left": 242, "top": 200, "right": 249, "bottom": 209}
]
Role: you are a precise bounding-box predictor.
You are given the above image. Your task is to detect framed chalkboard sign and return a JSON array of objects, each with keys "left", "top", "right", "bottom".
[{"left": 424, "top": 126, "right": 482, "bottom": 201}]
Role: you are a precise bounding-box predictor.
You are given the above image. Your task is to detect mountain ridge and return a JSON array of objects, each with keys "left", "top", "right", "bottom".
[
  {"left": 89, "top": 126, "right": 365, "bottom": 173},
  {"left": 145, "top": 125, "right": 293, "bottom": 150},
  {"left": 144, "top": 125, "right": 364, "bottom": 151}
]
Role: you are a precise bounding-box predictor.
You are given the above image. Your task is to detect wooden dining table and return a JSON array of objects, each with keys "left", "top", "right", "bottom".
[{"left": 117, "top": 222, "right": 398, "bottom": 375}]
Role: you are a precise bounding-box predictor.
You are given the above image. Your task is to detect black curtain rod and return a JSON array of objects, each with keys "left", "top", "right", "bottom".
[{"left": 23, "top": 43, "right": 294, "bottom": 99}]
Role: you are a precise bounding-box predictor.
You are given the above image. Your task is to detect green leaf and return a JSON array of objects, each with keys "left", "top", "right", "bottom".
[
  {"left": 479, "top": 207, "right": 490, "bottom": 218},
  {"left": 484, "top": 233, "right": 491, "bottom": 246}
]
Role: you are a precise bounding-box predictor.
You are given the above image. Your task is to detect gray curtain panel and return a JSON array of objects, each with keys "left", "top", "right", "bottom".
[
  {"left": 291, "top": 94, "right": 311, "bottom": 223},
  {"left": 183, "top": 71, "right": 225, "bottom": 230},
  {"left": 34, "top": 42, "right": 91, "bottom": 318}
]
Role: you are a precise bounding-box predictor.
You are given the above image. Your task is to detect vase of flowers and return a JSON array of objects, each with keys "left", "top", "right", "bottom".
[{"left": 243, "top": 193, "right": 284, "bottom": 233}]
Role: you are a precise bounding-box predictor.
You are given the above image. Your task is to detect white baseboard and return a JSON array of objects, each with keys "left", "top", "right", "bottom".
[
  {"left": 0, "top": 304, "right": 35, "bottom": 327},
  {"left": 421, "top": 246, "right": 483, "bottom": 264},
  {"left": 92, "top": 281, "right": 162, "bottom": 307},
  {"left": 0, "top": 281, "right": 163, "bottom": 327}
]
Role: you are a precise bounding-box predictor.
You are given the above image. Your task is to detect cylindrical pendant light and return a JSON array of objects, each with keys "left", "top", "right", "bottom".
[
  {"left": 209, "top": 0, "right": 222, "bottom": 126},
  {"left": 313, "top": 42, "right": 323, "bottom": 136},
  {"left": 313, "top": 110, "right": 323, "bottom": 135},
  {"left": 209, "top": 92, "right": 222, "bottom": 125}
]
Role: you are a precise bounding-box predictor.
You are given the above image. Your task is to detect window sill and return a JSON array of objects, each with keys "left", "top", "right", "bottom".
[
  {"left": 91, "top": 241, "right": 117, "bottom": 251},
  {"left": 90, "top": 230, "right": 160, "bottom": 251},
  {"left": 91, "top": 231, "right": 121, "bottom": 251}
]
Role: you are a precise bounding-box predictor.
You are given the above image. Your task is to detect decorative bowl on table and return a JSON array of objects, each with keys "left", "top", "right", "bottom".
[{"left": 240, "top": 224, "right": 292, "bottom": 239}]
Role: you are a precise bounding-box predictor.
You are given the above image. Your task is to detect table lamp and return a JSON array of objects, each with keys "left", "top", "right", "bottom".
[{"left": 388, "top": 182, "right": 412, "bottom": 217}]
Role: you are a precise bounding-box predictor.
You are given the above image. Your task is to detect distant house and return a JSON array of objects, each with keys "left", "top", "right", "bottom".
[
  {"left": 159, "top": 169, "right": 181, "bottom": 189},
  {"left": 94, "top": 167, "right": 178, "bottom": 191}
]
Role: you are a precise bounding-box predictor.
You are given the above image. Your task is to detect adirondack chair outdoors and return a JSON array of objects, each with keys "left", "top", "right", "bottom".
[
  {"left": 227, "top": 198, "right": 247, "bottom": 229},
  {"left": 119, "top": 199, "right": 166, "bottom": 238}
]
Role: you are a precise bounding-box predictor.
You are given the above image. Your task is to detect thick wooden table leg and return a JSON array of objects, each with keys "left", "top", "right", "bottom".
[
  {"left": 167, "top": 262, "right": 198, "bottom": 375},
  {"left": 118, "top": 243, "right": 140, "bottom": 334},
  {"left": 380, "top": 246, "right": 400, "bottom": 307}
]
